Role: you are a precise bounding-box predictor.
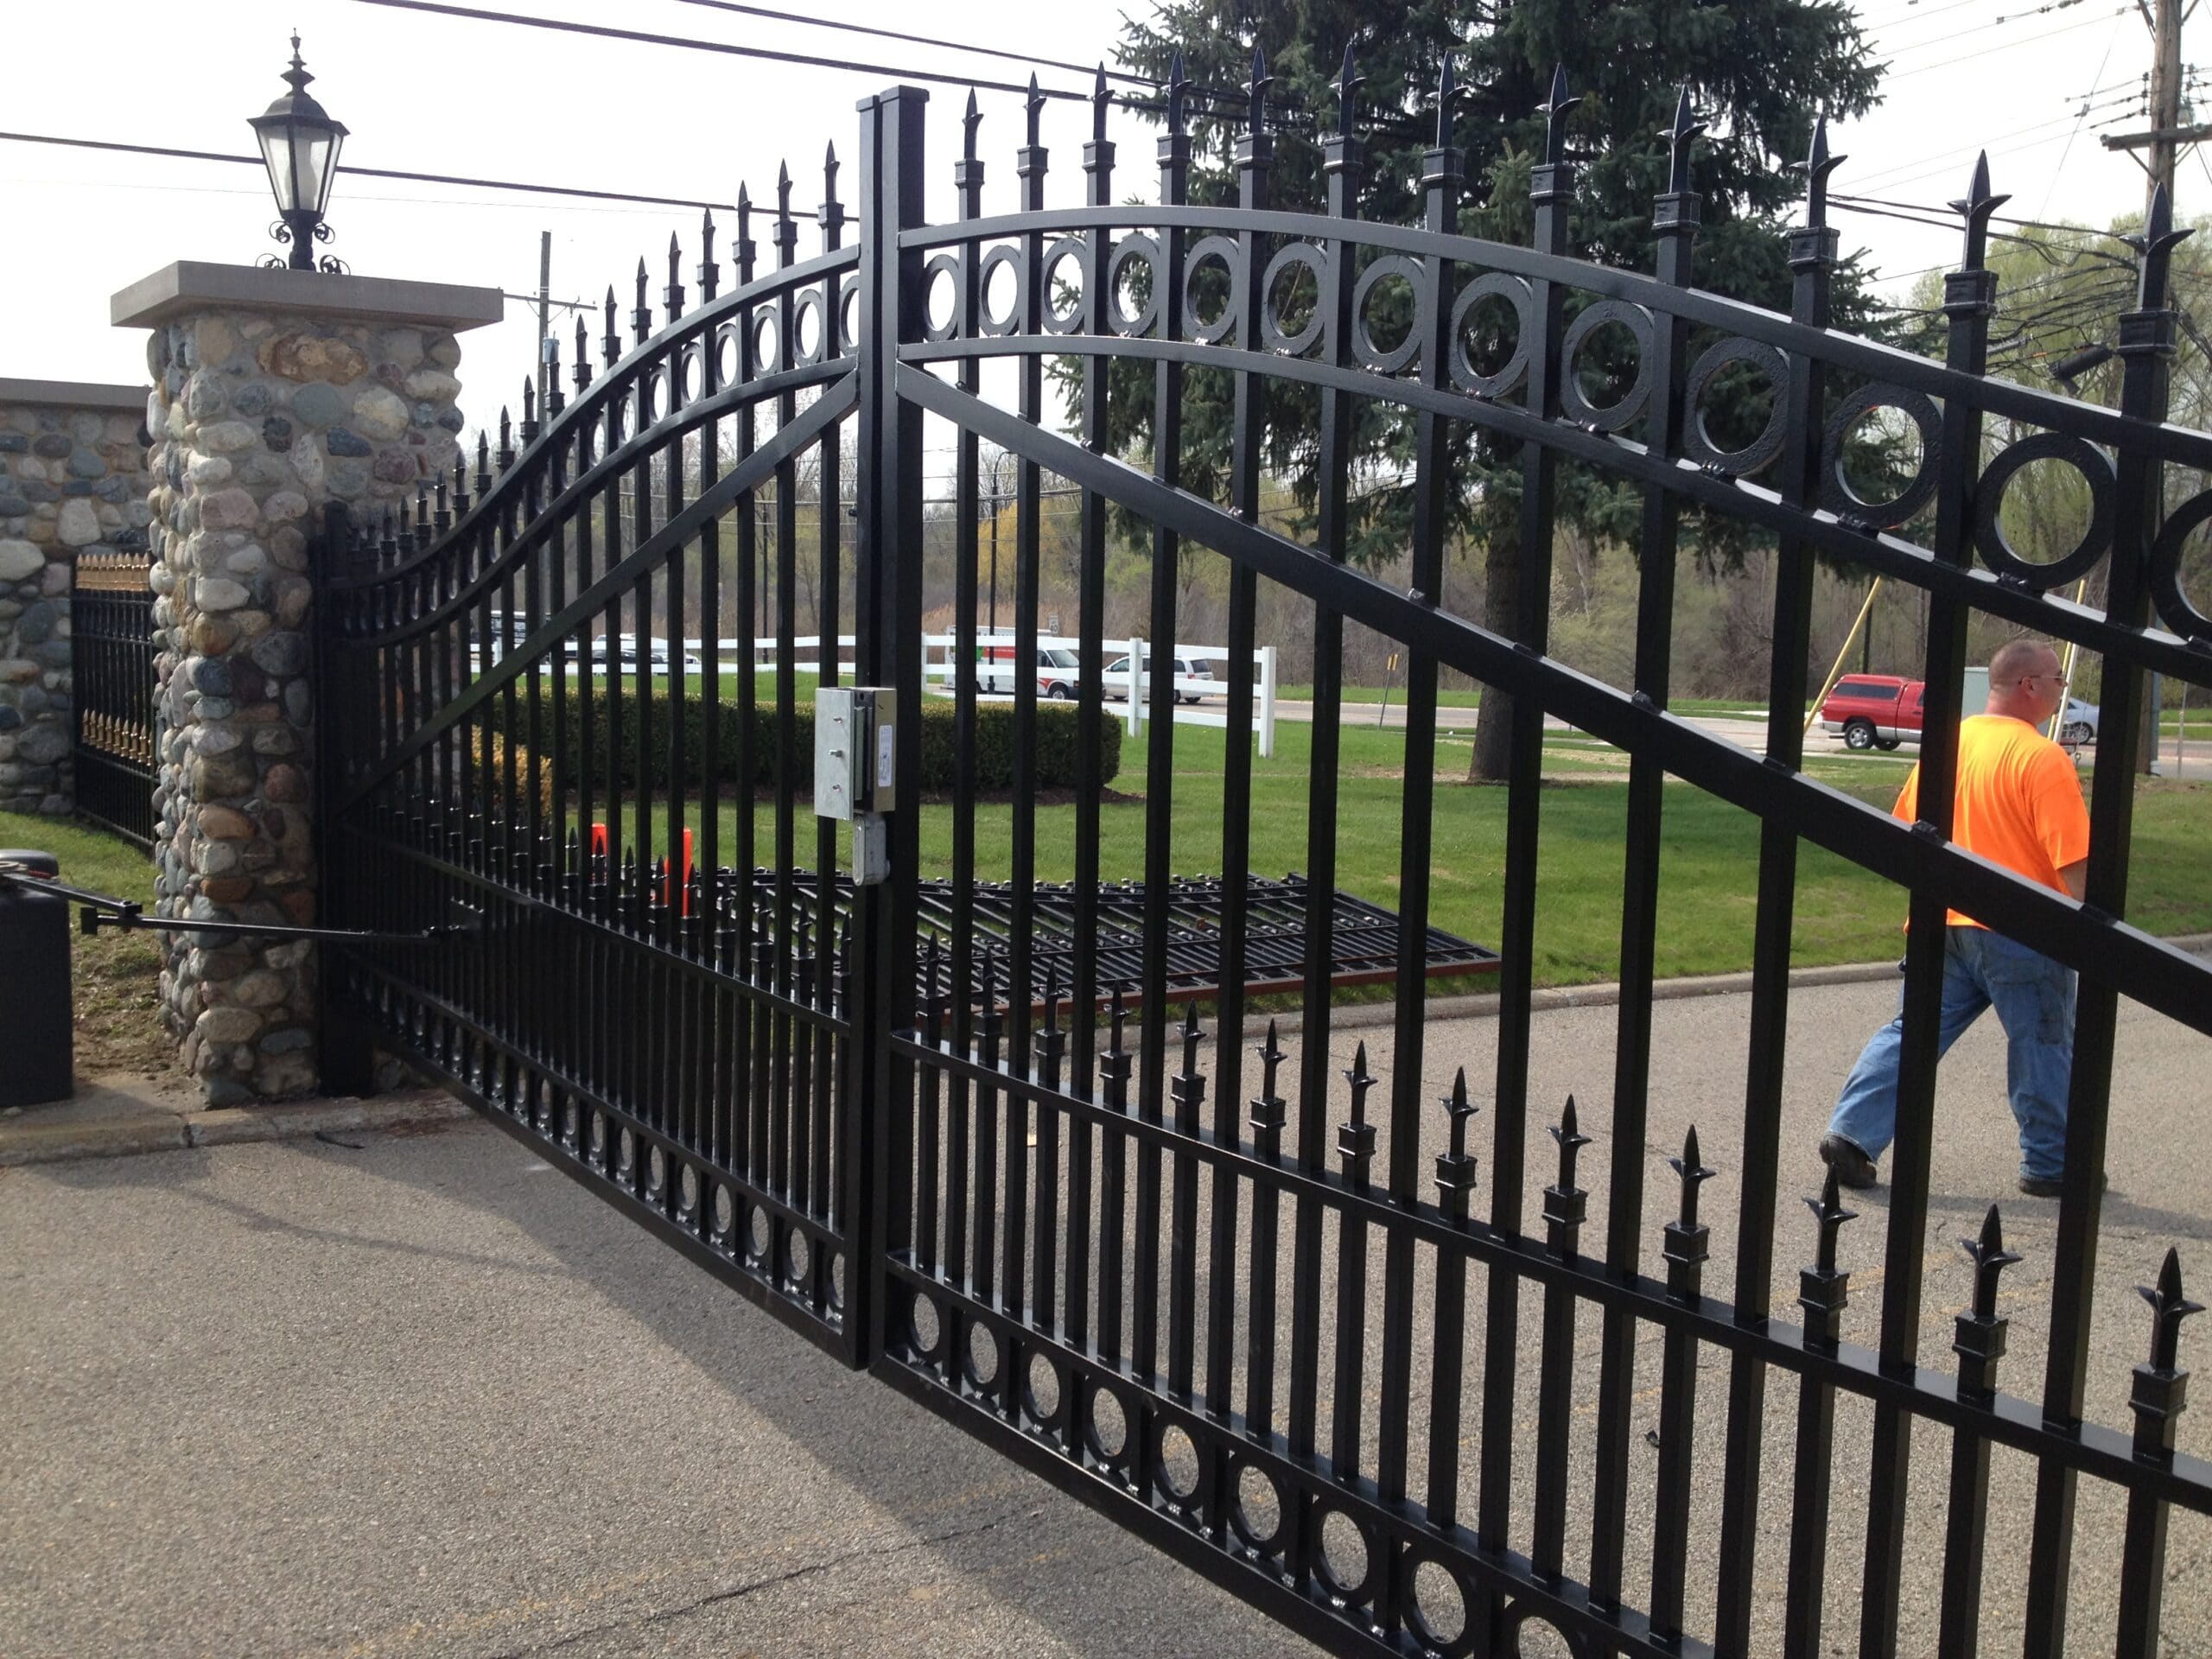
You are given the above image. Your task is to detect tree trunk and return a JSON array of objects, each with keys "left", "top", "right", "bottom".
[{"left": 1468, "top": 536, "right": 1518, "bottom": 781}]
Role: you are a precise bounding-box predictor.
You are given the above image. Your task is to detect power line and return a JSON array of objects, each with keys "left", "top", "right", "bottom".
[
  {"left": 658, "top": 0, "right": 1150, "bottom": 86},
  {"left": 1884, "top": 4, "right": 2135, "bottom": 78},
  {"left": 350, "top": 0, "right": 1104, "bottom": 102},
  {"left": 0, "top": 127, "right": 739, "bottom": 212}
]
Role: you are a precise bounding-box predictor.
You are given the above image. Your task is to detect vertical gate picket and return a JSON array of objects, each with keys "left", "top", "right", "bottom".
[
  {"left": 1476, "top": 67, "right": 1576, "bottom": 1642},
  {"left": 1588, "top": 86, "right": 1702, "bottom": 1616}
]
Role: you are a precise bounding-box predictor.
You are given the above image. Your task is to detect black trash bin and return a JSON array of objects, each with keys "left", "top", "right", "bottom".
[{"left": 0, "top": 849, "right": 73, "bottom": 1108}]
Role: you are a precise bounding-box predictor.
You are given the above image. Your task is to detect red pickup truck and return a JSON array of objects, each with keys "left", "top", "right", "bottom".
[{"left": 1817, "top": 675, "right": 1924, "bottom": 751}]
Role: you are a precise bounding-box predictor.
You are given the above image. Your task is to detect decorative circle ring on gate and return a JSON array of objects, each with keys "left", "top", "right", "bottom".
[
  {"left": 752, "top": 308, "right": 782, "bottom": 372},
  {"left": 1403, "top": 1556, "right": 1476, "bottom": 1658},
  {"left": 906, "top": 1289, "right": 944, "bottom": 1361},
  {"left": 1312, "top": 1507, "right": 1376, "bottom": 1607},
  {"left": 1152, "top": 1419, "right": 1205, "bottom": 1513},
  {"left": 1558, "top": 299, "right": 1654, "bottom": 432},
  {"left": 837, "top": 275, "right": 861, "bottom": 353},
  {"left": 1041, "top": 236, "right": 1088, "bottom": 335},
  {"left": 1107, "top": 233, "right": 1162, "bottom": 337},
  {"left": 715, "top": 320, "right": 741, "bottom": 385},
  {"left": 1819, "top": 384, "right": 1942, "bottom": 526},
  {"left": 1084, "top": 1376, "right": 1133, "bottom": 1468},
  {"left": 1226, "top": 1459, "right": 1286, "bottom": 1555},
  {"left": 1449, "top": 271, "right": 1532, "bottom": 399},
  {"left": 1681, "top": 337, "right": 1789, "bottom": 475},
  {"left": 1183, "top": 234, "right": 1243, "bottom": 346},
  {"left": 1971, "top": 430, "right": 2116, "bottom": 589},
  {"left": 1504, "top": 1601, "right": 1591, "bottom": 1659},
  {"left": 2147, "top": 487, "right": 2212, "bottom": 645},
  {"left": 1351, "top": 253, "right": 1428, "bottom": 375},
  {"left": 977, "top": 245, "right": 1026, "bottom": 337},
  {"left": 921, "top": 251, "right": 962, "bottom": 343},
  {"left": 793, "top": 288, "right": 833, "bottom": 363},
  {"left": 1260, "top": 242, "right": 1328, "bottom": 356},
  {"left": 1021, "top": 1349, "right": 1062, "bottom": 1427}
]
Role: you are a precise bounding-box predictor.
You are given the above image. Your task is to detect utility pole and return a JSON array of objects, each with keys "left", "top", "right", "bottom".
[
  {"left": 534, "top": 231, "right": 553, "bottom": 419},
  {"left": 2101, "top": 0, "right": 2201, "bottom": 773}
]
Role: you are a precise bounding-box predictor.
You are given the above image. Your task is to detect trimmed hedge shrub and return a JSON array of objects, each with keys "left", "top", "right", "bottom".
[{"left": 490, "top": 695, "right": 1122, "bottom": 795}]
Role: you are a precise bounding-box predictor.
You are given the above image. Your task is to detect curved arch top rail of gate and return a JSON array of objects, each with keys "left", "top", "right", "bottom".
[{"left": 315, "top": 60, "right": 2212, "bottom": 1659}]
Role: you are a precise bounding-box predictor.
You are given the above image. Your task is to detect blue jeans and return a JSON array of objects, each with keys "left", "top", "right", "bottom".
[{"left": 1827, "top": 926, "right": 2076, "bottom": 1183}]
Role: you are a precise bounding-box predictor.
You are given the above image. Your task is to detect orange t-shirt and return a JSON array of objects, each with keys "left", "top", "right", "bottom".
[{"left": 1893, "top": 714, "right": 2091, "bottom": 928}]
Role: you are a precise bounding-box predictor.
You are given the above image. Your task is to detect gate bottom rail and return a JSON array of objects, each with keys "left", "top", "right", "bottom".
[{"left": 877, "top": 1253, "right": 1697, "bottom": 1659}]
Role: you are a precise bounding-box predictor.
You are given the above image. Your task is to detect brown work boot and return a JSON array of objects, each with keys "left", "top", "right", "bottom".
[{"left": 1820, "top": 1133, "right": 1878, "bottom": 1189}]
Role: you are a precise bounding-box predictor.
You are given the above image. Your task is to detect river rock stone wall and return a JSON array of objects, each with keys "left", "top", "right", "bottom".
[
  {"left": 146, "top": 310, "right": 464, "bottom": 1102},
  {"left": 0, "top": 391, "right": 153, "bottom": 817}
]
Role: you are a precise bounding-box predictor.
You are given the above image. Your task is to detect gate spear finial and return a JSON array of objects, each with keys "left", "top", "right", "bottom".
[
  {"left": 1166, "top": 49, "right": 1190, "bottom": 137},
  {"left": 1949, "top": 152, "right": 2010, "bottom": 274},
  {"left": 698, "top": 207, "right": 719, "bottom": 302},
  {"left": 1246, "top": 46, "right": 1271, "bottom": 136},
  {"left": 1663, "top": 86, "right": 1706, "bottom": 198},
  {"left": 1540, "top": 64, "right": 1579, "bottom": 167},
  {"left": 574, "top": 314, "right": 591, "bottom": 391},
  {"left": 1792, "top": 114, "right": 1844, "bottom": 232},
  {"left": 1026, "top": 73, "right": 1046, "bottom": 148},
  {"left": 963, "top": 89, "right": 983, "bottom": 162},
  {"left": 1091, "top": 64, "right": 1110, "bottom": 144},
  {"left": 1433, "top": 51, "right": 1459, "bottom": 150},
  {"left": 1332, "top": 41, "right": 1362, "bottom": 140},
  {"left": 2123, "top": 181, "right": 2193, "bottom": 312}
]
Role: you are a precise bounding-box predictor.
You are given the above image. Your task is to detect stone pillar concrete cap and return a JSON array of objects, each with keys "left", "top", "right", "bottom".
[
  {"left": 111, "top": 263, "right": 503, "bottom": 333},
  {"left": 0, "top": 378, "right": 149, "bottom": 411}
]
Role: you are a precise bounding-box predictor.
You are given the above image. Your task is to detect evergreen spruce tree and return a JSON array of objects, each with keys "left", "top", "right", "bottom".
[{"left": 1091, "top": 0, "right": 1883, "bottom": 776}]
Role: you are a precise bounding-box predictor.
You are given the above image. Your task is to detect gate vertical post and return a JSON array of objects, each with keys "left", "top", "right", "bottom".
[{"left": 847, "top": 84, "right": 928, "bottom": 1371}]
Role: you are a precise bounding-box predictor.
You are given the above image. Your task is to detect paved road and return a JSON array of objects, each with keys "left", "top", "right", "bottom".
[{"left": 5, "top": 972, "right": 2209, "bottom": 1656}]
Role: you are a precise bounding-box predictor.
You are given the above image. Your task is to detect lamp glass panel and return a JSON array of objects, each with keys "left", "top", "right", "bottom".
[
  {"left": 298, "top": 132, "right": 334, "bottom": 216},
  {"left": 257, "top": 125, "right": 298, "bottom": 213}
]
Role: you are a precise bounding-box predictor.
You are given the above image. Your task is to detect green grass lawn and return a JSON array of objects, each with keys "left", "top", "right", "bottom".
[
  {"left": 611, "top": 719, "right": 2209, "bottom": 989},
  {"left": 0, "top": 811, "right": 168, "bottom": 1080}
]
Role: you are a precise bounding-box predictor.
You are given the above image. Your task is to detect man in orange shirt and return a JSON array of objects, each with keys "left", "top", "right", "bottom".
[{"left": 1821, "top": 639, "right": 2091, "bottom": 1198}]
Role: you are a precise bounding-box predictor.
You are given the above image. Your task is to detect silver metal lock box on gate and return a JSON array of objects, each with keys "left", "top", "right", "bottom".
[{"left": 815, "top": 687, "right": 897, "bottom": 884}]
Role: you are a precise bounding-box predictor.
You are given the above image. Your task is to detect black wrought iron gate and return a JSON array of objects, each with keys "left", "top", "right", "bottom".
[
  {"left": 71, "top": 546, "right": 157, "bottom": 847},
  {"left": 315, "top": 61, "right": 2212, "bottom": 1659}
]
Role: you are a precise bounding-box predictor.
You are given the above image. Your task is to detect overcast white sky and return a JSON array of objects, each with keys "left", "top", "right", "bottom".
[{"left": 0, "top": 0, "right": 2190, "bottom": 419}]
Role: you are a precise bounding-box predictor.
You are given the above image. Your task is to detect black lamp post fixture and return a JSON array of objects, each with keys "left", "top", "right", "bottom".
[{"left": 250, "top": 35, "right": 348, "bottom": 273}]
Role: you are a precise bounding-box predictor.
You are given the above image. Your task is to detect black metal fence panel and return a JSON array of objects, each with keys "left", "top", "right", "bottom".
[
  {"left": 316, "top": 56, "right": 2212, "bottom": 1659},
  {"left": 70, "top": 549, "right": 156, "bottom": 849}
]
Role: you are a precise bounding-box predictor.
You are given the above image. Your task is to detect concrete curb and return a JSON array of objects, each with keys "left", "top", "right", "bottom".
[{"left": 0, "top": 1090, "right": 472, "bottom": 1169}]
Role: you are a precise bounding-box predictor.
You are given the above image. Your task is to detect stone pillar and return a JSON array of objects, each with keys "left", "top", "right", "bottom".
[
  {"left": 112, "top": 263, "right": 501, "bottom": 1103},
  {"left": 0, "top": 380, "right": 154, "bottom": 817}
]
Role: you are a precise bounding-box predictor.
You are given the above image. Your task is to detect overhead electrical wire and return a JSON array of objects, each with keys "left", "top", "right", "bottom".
[
  {"left": 0, "top": 127, "right": 741, "bottom": 212},
  {"left": 658, "top": 0, "right": 1152, "bottom": 86},
  {"left": 1884, "top": 4, "right": 2134, "bottom": 79},
  {"left": 348, "top": 0, "right": 1103, "bottom": 101}
]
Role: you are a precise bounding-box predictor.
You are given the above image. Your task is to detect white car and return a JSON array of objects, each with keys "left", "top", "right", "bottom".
[
  {"left": 2057, "top": 697, "right": 2098, "bottom": 747},
  {"left": 1103, "top": 652, "right": 1214, "bottom": 704}
]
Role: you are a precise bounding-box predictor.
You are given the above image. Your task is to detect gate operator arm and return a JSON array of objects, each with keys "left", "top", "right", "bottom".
[
  {"left": 814, "top": 686, "right": 897, "bottom": 885},
  {"left": 0, "top": 859, "right": 476, "bottom": 948}
]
